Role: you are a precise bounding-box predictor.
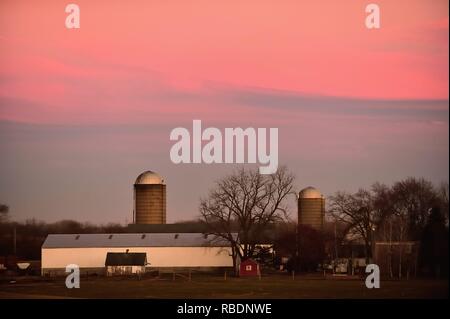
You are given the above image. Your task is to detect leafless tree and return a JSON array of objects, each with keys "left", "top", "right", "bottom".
[
  {"left": 328, "top": 186, "right": 389, "bottom": 263},
  {"left": 0, "top": 204, "right": 9, "bottom": 223},
  {"left": 437, "top": 182, "right": 449, "bottom": 226},
  {"left": 199, "top": 166, "right": 294, "bottom": 272},
  {"left": 390, "top": 177, "right": 438, "bottom": 240}
]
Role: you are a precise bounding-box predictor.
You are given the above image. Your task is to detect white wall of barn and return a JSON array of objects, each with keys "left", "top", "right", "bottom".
[{"left": 41, "top": 246, "right": 233, "bottom": 269}]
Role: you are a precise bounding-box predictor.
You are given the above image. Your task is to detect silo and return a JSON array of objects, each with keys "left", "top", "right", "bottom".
[
  {"left": 298, "top": 186, "right": 325, "bottom": 231},
  {"left": 133, "top": 171, "right": 166, "bottom": 224}
]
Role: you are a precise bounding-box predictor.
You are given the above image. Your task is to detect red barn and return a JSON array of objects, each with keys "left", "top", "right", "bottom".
[{"left": 239, "top": 259, "right": 260, "bottom": 276}]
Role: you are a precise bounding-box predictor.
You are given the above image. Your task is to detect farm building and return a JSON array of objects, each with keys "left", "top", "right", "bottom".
[
  {"left": 239, "top": 259, "right": 260, "bottom": 277},
  {"left": 41, "top": 233, "right": 236, "bottom": 276},
  {"left": 105, "top": 252, "right": 147, "bottom": 276}
]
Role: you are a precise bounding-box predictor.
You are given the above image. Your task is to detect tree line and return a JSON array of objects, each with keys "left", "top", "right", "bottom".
[
  {"left": 1, "top": 167, "right": 448, "bottom": 277},
  {"left": 199, "top": 168, "right": 448, "bottom": 276},
  {"left": 328, "top": 178, "right": 448, "bottom": 277},
  {"left": 0, "top": 218, "right": 125, "bottom": 260}
]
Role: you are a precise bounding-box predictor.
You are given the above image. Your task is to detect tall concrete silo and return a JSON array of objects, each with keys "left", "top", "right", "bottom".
[
  {"left": 133, "top": 171, "right": 166, "bottom": 224},
  {"left": 298, "top": 186, "right": 325, "bottom": 232}
]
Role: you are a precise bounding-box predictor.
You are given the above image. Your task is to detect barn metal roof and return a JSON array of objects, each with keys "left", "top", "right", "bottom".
[{"left": 42, "top": 233, "right": 236, "bottom": 249}]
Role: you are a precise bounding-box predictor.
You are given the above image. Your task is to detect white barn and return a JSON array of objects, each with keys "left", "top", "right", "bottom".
[{"left": 41, "top": 233, "right": 236, "bottom": 275}]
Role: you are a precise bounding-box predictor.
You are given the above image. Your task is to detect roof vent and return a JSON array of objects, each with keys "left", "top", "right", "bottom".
[
  {"left": 108, "top": 234, "right": 113, "bottom": 239},
  {"left": 75, "top": 235, "right": 80, "bottom": 240},
  {"left": 174, "top": 234, "right": 179, "bottom": 239},
  {"left": 141, "top": 234, "right": 146, "bottom": 239}
]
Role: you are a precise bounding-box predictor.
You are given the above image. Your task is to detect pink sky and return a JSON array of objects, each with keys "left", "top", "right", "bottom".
[
  {"left": 0, "top": 1, "right": 448, "bottom": 223},
  {"left": 0, "top": 0, "right": 448, "bottom": 124}
]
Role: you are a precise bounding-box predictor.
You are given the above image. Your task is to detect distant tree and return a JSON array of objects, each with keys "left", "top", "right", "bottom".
[
  {"left": 419, "top": 206, "right": 449, "bottom": 277},
  {"left": 253, "top": 245, "right": 274, "bottom": 267},
  {"left": 329, "top": 186, "right": 388, "bottom": 263},
  {"left": 273, "top": 223, "right": 325, "bottom": 272},
  {"left": 437, "top": 182, "right": 449, "bottom": 226},
  {"left": 0, "top": 204, "right": 9, "bottom": 223},
  {"left": 199, "top": 167, "right": 294, "bottom": 273},
  {"left": 273, "top": 222, "right": 297, "bottom": 260},
  {"left": 297, "top": 225, "right": 325, "bottom": 272},
  {"left": 322, "top": 219, "right": 349, "bottom": 260},
  {"left": 390, "top": 177, "right": 438, "bottom": 240},
  {"left": 50, "top": 220, "right": 84, "bottom": 234},
  {"left": 0, "top": 217, "right": 127, "bottom": 259},
  {"left": 101, "top": 223, "right": 127, "bottom": 233}
]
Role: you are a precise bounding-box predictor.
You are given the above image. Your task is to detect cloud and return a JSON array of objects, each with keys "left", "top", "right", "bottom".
[{"left": 206, "top": 84, "right": 449, "bottom": 121}]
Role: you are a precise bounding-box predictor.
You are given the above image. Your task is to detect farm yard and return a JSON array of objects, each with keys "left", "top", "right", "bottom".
[{"left": 0, "top": 274, "right": 447, "bottom": 299}]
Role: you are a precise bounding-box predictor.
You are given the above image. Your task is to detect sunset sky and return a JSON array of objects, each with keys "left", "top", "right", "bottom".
[{"left": 0, "top": 0, "right": 448, "bottom": 224}]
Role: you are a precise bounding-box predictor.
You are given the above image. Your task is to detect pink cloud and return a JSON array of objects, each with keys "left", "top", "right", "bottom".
[{"left": 0, "top": 0, "right": 448, "bottom": 125}]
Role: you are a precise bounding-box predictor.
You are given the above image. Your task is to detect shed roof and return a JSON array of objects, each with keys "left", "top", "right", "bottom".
[
  {"left": 42, "top": 233, "right": 236, "bottom": 249},
  {"left": 105, "top": 252, "right": 147, "bottom": 266},
  {"left": 240, "top": 258, "right": 258, "bottom": 265}
]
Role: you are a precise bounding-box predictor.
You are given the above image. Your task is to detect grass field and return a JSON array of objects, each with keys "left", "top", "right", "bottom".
[{"left": 0, "top": 274, "right": 447, "bottom": 299}]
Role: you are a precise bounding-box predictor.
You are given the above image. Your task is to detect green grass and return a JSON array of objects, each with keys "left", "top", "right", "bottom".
[{"left": 0, "top": 274, "right": 447, "bottom": 299}]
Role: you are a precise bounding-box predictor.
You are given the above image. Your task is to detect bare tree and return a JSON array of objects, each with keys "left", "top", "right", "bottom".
[
  {"left": 199, "top": 166, "right": 294, "bottom": 272},
  {"left": 0, "top": 204, "right": 9, "bottom": 223},
  {"left": 437, "top": 182, "right": 449, "bottom": 227},
  {"left": 390, "top": 177, "right": 438, "bottom": 240},
  {"left": 329, "top": 186, "right": 388, "bottom": 263}
]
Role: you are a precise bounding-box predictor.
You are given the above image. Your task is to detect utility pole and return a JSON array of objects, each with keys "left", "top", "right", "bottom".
[
  {"left": 295, "top": 192, "right": 300, "bottom": 273},
  {"left": 296, "top": 223, "right": 300, "bottom": 272},
  {"left": 334, "top": 222, "right": 338, "bottom": 260},
  {"left": 389, "top": 217, "right": 393, "bottom": 278},
  {"left": 371, "top": 225, "right": 376, "bottom": 264},
  {"left": 13, "top": 226, "right": 17, "bottom": 255},
  {"left": 132, "top": 184, "right": 136, "bottom": 224}
]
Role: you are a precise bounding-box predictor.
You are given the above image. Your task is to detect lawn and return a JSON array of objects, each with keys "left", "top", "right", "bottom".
[{"left": 0, "top": 274, "right": 447, "bottom": 299}]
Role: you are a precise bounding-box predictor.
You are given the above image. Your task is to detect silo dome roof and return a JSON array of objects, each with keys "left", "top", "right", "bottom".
[
  {"left": 299, "top": 186, "right": 322, "bottom": 199},
  {"left": 135, "top": 171, "right": 164, "bottom": 185}
]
